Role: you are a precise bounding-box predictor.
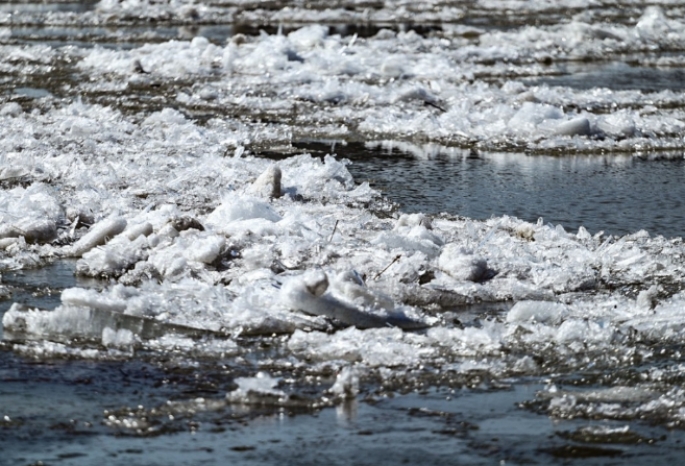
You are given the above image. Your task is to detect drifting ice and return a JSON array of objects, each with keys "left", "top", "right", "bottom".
[{"left": 1, "top": 8, "right": 685, "bottom": 410}]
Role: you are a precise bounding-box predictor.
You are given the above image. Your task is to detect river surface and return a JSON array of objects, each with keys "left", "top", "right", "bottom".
[
  {"left": 308, "top": 142, "right": 685, "bottom": 239},
  {"left": 3, "top": 1, "right": 685, "bottom": 465}
]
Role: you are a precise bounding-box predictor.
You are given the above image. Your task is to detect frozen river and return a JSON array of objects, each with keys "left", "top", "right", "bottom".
[{"left": 2, "top": 1, "right": 685, "bottom": 464}]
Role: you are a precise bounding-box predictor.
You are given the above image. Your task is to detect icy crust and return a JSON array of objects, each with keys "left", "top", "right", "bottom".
[
  {"left": 535, "top": 373, "right": 685, "bottom": 429},
  {"left": 0, "top": 44, "right": 56, "bottom": 68},
  {"left": 0, "top": 101, "right": 363, "bottom": 273},
  {"left": 0, "top": 183, "right": 65, "bottom": 245},
  {"left": 477, "top": 6, "right": 685, "bottom": 60},
  {"left": 0, "top": 0, "right": 460, "bottom": 30},
  {"left": 229, "top": 2, "right": 685, "bottom": 31},
  {"left": 0, "top": 0, "right": 234, "bottom": 27},
  {"left": 4, "top": 9, "right": 685, "bottom": 152},
  {"left": 232, "top": 4, "right": 465, "bottom": 26},
  {"left": 68, "top": 9, "right": 685, "bottom": 153}
]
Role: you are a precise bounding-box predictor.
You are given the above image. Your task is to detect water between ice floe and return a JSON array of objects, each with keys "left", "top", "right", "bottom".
[
  {"left": 300, "top": 142, "right": 685, "bottom": 239},
  {"left": 530, "top": 61, "right": 685, "bottom": 94},
  {"left": 3, "top": 359, "right": 684, "bottom": 466}
]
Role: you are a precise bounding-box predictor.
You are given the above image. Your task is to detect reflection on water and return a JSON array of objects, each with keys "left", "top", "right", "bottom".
[
  {"left": 335, "top": 398, "right": 359, "bottom": 424},
  {"left": 299, "top": 141, "right": 685, "bottom": 238},
  {"left": 2, "top": 366, "right": 683, "bottom": 466},
  {"left": 0, "top": 261, "right": 91, "bottom": 338},
  {"left": 529, "top": 61, "right": 685, "bottom": 93}
]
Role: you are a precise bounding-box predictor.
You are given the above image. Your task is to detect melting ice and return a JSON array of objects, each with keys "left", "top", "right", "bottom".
[
  {"left": 2, "top": 1, "right": 685, "bottom": 431},
  {"left": 2, "top": 101, "right": 685, "bottom": 368}
]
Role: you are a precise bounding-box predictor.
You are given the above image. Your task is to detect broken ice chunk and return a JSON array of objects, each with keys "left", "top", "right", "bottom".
[{"left": 68, "top": 217, "right": 127, "bottom": 257}]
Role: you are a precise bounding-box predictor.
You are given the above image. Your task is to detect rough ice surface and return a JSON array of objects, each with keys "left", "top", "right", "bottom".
[
  {"left": 2, "top": 91, "right": 685, "bottom": 367},
  {"left": 65, "top": 10, "right": 685, "bottom": 153},
  {"left": 2, "top": 1, "right": 685, "bottom": 432}
]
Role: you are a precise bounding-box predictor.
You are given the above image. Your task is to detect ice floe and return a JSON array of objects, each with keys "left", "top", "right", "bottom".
[
  {"left": 3, "top": 3, "right": 685, "bottom": 434},
  {"left": 3, "top": 7, "right": 685, "bottom": 152},
  {"left": 1, "top": 123, "right": 684, "bottom": 382},
  {"left": 0, "top": 97, "right": 684, "bottom": 356}
]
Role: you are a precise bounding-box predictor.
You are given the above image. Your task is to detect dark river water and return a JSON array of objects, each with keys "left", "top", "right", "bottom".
[
  {"left": 530, "top": 61, "right": 685, "bottom": 93},
  {"left": 295, "top": 142, "right": 685, "bottom": 239}
]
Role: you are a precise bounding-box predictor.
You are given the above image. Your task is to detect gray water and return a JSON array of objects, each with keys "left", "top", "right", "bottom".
[
  {"left": 3, "top": 352, "right": 684, "bottom": 466},
  {"left": 530, "top": 61, "right": 685, "bottom": 93},
  {"left": 297, "top": 142, "right": 685, "bottom": 239}
]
